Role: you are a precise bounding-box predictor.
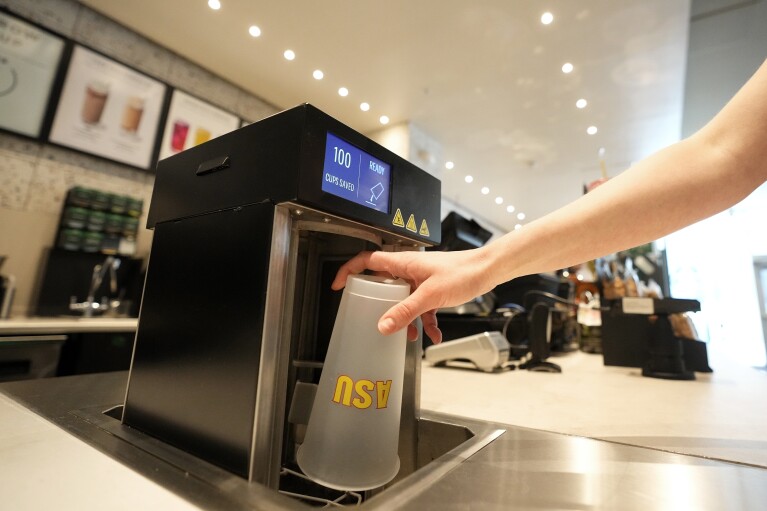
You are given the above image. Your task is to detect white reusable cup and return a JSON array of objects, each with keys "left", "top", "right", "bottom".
[{"left": 296, "top": 274, "right": 410, "bottom": 491}]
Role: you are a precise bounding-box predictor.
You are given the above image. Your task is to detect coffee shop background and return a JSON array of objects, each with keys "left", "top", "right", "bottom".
[
  {"left": 1, "top": 0, "right": 766, "bottom": 366},
  {"left": 0, "top": 0, "right": 279, "bottom": 320}
]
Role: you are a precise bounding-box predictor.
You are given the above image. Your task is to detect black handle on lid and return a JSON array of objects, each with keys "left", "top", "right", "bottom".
[{"left": 196, "top": 156, "right": 230, "bottom": 176}]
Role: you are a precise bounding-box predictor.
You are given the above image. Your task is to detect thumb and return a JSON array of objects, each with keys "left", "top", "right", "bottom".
[{"left": 378, "top": 287, "right": 433, "bottom": 335}]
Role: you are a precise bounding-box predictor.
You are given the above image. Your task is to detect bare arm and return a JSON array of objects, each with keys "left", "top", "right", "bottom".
[{"left": 334, "top": 59, "right": 767, "bottom": 342}]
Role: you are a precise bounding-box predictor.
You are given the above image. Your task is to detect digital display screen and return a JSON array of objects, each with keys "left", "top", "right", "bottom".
[{"left": 322, "top": 132, "right": 391, "bottom": 214}]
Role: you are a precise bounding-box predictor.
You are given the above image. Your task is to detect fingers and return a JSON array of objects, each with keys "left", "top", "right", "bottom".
[
  {"left": 395, "top": 314, "right": 440, "bottom": 343},
  {"left": 332, "top": 250, "right": 410, "bottom": 290},
  {"left": 378, "top": 286, "right": 434, "bottom": 336},
  {"left": 334, "top": 250, "right": 441, "bottom": 341},
  {"left": 331, "top": 251, "right": 376, "bottom": 290},
  {"left": 421, "top": 309, "right": 442, "bottom": 344}
]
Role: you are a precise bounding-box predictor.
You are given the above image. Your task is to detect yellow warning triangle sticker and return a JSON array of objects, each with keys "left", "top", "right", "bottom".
[
  {"left": 406, "top": 214, "right": 417, "bottom": 232},
  {"left": 392, "top": 208, "right": 405, "bottom": 228},
  {"left": 419, "top": 219, "right": 430, "bottom": 237}
]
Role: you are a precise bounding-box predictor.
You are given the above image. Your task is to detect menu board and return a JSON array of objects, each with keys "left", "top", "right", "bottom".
[
  {"left": 48, "top": 45, "right": 167, "bottom": 169},
  {"left": 0, "top": 11, "right": 65, "bottom": 138},
  {"left": 158, "top": 89, "right": 240, "bottom": 161}
]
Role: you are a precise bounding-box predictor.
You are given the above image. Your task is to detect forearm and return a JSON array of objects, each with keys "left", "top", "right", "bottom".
[
  {"left": 479, "top": 59, "right": 767, "bottom": 286},
  {"left": 333, "top": 60, "right": 767, "bottom": 339},
  {"left": 480, "top": 135, "right": 760, "bottom": 285}
]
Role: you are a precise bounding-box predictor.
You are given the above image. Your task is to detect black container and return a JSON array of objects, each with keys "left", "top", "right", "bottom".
[
  {"left": 66, "top": 186, "right": 94, "bottom": 208},
  {"left": 109, "top": 194, "right": 129, "bottom": 215},
  {"left": 600, "top": 298, "right": 712, "bottom": 376},
  {"left": 61, "top": 207, "right": 89, "bottom": 229},
  {"left": 494, "top": 273, "right": 567, "bottom": 308},
  {"left": 86, "top": 210, "right": 106, "bottom": 231},
  {"left": 81, "top": 231, "right": 104, "bottom": 252},
  {"left": 429, "top": 211, "right": 492, "bottom": 251},
  {"left": 90, "top": 191, "right": 111, "bottom": 211},
  {"left": 104, "top": 213, "right": 125, "bottom": 234},
  {"left": 126, "top": 198, "right": 144, "bottom": 218},
  {"left": 57, "top": 229, "right": 84, "bottom": 251},
  {"left": 122, "top": 217, "right": 139, "bottom": 236}
]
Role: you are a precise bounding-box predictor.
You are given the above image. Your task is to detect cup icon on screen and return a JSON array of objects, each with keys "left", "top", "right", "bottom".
[
  {"left": 171, "top": 120, "right": 189, "bottom": 152},
  {"left": 121, "top": 96, "right": 145, "bottom": 133},
  {"left": 368, "top": 182, "right": 385, "bottom": 206},
  {"left": 81, "top": 81, "right": 109, "bottom": 125}
]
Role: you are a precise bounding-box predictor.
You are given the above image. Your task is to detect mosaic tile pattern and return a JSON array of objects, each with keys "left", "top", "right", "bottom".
[
  {"left": 237, "top": 91, "right": 280, "bottom": 123},
  {"left": 29, "top": 148, "right": 150, "bottom": 215},
  {"left": 0, "top": 149, "right": 37, "bottom": 211},
  {"left": 167, "top": 57, "right": 244, "bottom": 115},
  {"left": 3, "top": 0, "right": 79, "bottom": 37},
  {"left": 72, "top": 7, "right": 175, "bottom": 83},
  {"left": 0, "top": 132, "right": 43, "bottom": 157},
  {"left": 0, "top": 0, "right": 277, "bottom": 222},
  {"left": 0, "top": 0, "right": 281, "bottom": 315}
]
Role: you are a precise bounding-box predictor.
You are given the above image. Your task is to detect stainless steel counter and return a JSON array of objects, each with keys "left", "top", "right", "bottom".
[
  {"left": 422, "top": 349, "right": 767, "bottom": 469},
  {"left": 2, "top": 372, "right": 766, "bottom": 510}
]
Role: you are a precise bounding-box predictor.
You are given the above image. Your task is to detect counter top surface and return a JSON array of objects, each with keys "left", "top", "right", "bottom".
[
  {"left": 0, "top": 316, "right": 138, "bottom": 335},
  {"left": 0, "top": 389, "right": 202, "bottom": 510},
  {"left": 2, "top": 346, "right": 767, "bottom": 509},
  {"left": 2, "top": 370, "right": 766, "bottom": 510}
]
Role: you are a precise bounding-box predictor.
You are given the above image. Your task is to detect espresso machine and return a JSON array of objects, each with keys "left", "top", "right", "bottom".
[{"left": 121, "top": 104, "right": 465, "bottom": 501}]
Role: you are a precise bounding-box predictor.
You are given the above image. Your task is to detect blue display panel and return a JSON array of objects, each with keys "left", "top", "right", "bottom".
[{"left": 322, "top": 132, "right": 391, "bottom": 214}]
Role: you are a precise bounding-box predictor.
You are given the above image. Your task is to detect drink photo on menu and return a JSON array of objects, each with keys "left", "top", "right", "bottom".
[
  {"left": 48, "top": 45, "right": 167, "bottom": 169},
  {"left": 158, "top": 89, "right": 240, "bottom": 160}
]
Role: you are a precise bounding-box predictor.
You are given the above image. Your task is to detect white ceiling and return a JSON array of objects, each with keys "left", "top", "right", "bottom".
[{"left": 81, "top": 0, "right": 691, "bottom": 233}]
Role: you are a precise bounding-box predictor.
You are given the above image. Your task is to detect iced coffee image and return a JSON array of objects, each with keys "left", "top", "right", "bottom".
[
  {"left": 120, "top": 96, "right": 145, "bottom": 133},
  {"left": 81, "top": 81, "right": 109, "bottom": 125}
]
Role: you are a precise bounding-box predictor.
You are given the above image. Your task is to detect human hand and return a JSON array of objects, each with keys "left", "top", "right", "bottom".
[{"left": 331, "top": 248, "right": 497, "bottom": 343}]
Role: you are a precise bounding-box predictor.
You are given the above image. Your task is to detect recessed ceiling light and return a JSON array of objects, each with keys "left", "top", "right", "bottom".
[
  {"left": 312, "top": 70, "right": 324, "bottom": 80},
  {"left": 506, "top": 205, "right": 515, "bottom": 213},
  {"left": 338, "top": 87, "right": 349, "bottom": 97},
  {"left": 208, "top": 0, "right": 221, "bottom": 10},
  {"left": 517, "top": 212, "right": 526, "bottom": 220},
  {"left": 379, "top": 115, "right": 390, "bottom": 125},
  {"left": 587, "top": 126, "right": 598, "bottom": 135},
  {"left": 541, "top": 12, "right": 554, "bottom": 25},
  {"left": 283, "top": 49, "right": 295, "bottom": 61},
  {"left": 445, "top": 161, "right": 454, "bottom": 170},
  {"left": 515, "top": 224, "right": 522, "bottom": 230},
  {"left": 481, "top": 187, "right": 490, "bottom": 195},
  {"left": 495, "top": 197, "right": 503, "bottom": 205},
  {"left": 576, "top": 98, "right": 588, "bottom": 109},
  {"left": 248, "top": 25, "right": 261, "bottom": 37},
  {"left": 359, "top": 102, "right": 370, "bottom": 111},
  {"left": 562, "top": 62, "right": 574, "bottom": 74},
  {"left": 465, "top": 175, "right": 474, "bottom": 183}
]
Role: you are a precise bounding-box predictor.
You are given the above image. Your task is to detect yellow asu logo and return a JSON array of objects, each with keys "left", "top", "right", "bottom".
[{"left": 332, "top": 375, "right": 392, "bottom": 409}]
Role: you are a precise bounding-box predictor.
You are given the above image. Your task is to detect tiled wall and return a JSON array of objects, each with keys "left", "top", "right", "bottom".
[{"left": 0, "top": 0, "right": 279, "bottom": 316}]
